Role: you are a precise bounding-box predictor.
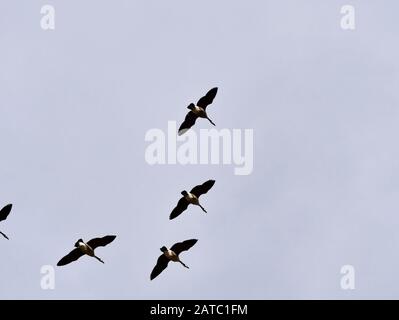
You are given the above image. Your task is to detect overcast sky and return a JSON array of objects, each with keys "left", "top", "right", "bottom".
[{"left": 1, "top": 0, "right": 399, "bottom": 299}]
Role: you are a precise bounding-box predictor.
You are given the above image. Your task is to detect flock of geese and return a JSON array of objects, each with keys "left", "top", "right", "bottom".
[{"left": 1, "top": 87, "right": 219, "bottom": 281}]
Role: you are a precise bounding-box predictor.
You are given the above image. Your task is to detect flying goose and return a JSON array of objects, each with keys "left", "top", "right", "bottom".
[
  {"left": 178, "top": 87, "right": 218, "bottom": 135},
  {"left": 150, "top": 239, "right": 198, "bottom": 280},
  {"left": 57, "top": 235, "right": 116, "bottom": 266},
  {"left": 170, "top": 180, "right": 215, "bottom": 220},
  {"left": 0, "top": 204, "right": 12, "bottom": 240}
]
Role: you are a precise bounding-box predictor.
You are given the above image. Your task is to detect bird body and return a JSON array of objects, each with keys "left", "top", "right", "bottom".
[
  {"left": 182, "top": 191, "right": 199, "bottom": 205},
  {"left": 190, "top": 105, "right": 207, "bottom": 118},
  {"left": 57, "top": 235, "right": 116, "bottom": 266},
  {"left": 181, "top": 191, "right": 205, "bottom": 212},
  {"left": 178, "top": 87, "right": 218, "bottom": 135},
  {"left": 164, "top": 249, "right": 179, "bottom": 262},
  {"left": 0, "top": 204, "right": 12, "bottom": 240},
  {"left": 76, "top": 240, "right": 94, "bottom": 256},
  {"left": 170, "top": 180, "right": 215, "bottom": 220},
  {"left": 150, "top": 239, "right": 198, "bottom": 280}
]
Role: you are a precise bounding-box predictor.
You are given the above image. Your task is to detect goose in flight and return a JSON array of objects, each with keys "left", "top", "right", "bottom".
[
  {"left": 170, "top": 180, "right": 215, "bottom": 220},
  {"left": 57, "top": 235, "right": 116, "bottom": 266},
  {"left": 0, "top": 204, "right": 12, "bottom": 240},
  {"left": 150, "top": 239, "right": 198, "bottom": 280},
  {"left": 178, "top": 87, "right": 218, "bottom": 135}
]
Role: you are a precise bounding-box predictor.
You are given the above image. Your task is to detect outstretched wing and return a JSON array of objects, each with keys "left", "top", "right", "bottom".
[
  {"left": 196, "top": 87, "right": 218, "bottom": 110},
  {"left": 150, "top": 255, "right": 170, "bottom": 280},
  {"left": 0, "top": 204, "right": 12, "bottom": 222},
  {"left": 87, "top": 235, "right": 116, "bottom": 249},
  {"left": 178, "top": 111, "right": 198, "bottom": 136},
  {"left": 57, "top": 248, "right": 84, "bottom": 266},
  {"left": 190, "top": 180, "right": 215, "bottom": 198},
  {"left": 170, "top": 239, "right": 198, "bottom": 256},
  {"left": 170, "top": 197, "right": 189, "bottom": 220}
]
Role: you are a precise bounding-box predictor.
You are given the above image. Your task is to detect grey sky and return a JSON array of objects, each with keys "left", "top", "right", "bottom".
[{"left": 0, "top": 0, "right": 398, "bottom": 299}]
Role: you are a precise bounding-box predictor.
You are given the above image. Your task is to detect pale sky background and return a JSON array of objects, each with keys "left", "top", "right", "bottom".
[{"left": 0, "top": 0, "right": 398, "bottom": 299}]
